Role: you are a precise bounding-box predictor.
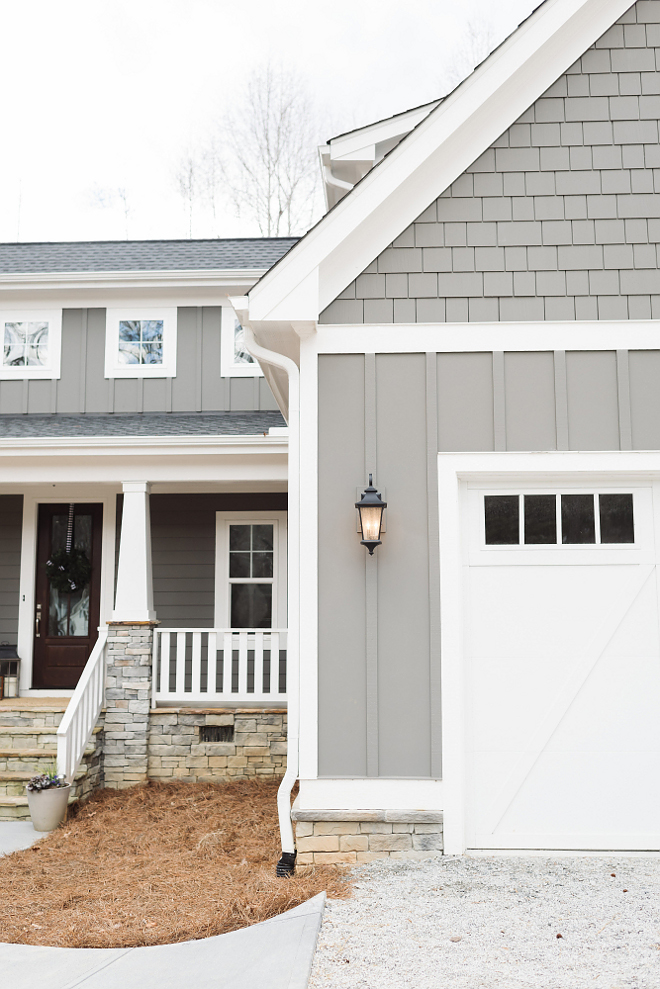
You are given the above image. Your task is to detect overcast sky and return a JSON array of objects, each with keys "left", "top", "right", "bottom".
[{"left": 0, "top": 0, "right": 539, "bottom": 243}]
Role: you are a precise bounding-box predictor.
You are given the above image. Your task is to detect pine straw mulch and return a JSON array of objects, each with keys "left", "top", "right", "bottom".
[{"left": 0, "top": 779, "right": 351, "bottom": 948}]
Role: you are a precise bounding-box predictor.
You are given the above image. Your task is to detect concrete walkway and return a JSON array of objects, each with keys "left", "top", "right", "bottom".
[
  {"left": 0, "top": 821, "right": 44, "bottom": 856},
  {"left": 0, "top": 893, "right": 326, "bottom": 989}
]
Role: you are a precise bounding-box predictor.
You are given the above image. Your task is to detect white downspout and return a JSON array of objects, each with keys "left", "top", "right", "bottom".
[{"left": 242, "top": 326, "right": 300, "bottom": 872}]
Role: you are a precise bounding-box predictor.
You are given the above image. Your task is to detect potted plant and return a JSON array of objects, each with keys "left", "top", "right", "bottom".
[{"left": 26, "top": 771, "right": 71, "bottom": 832}]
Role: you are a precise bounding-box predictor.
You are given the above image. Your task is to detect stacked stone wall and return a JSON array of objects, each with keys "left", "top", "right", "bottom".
[
  {"left": 147, "top": 709, "right": 286, "bottom": 781},
  {"left": 104, "top": 623, "right": 154, "bottom": 789},
  {"left": 292, "top": 810, "right": 443, "bottom": 864}
]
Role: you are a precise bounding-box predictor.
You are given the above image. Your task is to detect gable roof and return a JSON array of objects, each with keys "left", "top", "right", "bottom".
[
  {"left": 0, "top": 238, "right": 299, "bottom": 275},
  {"left": 245, "top": 0, "right": 636, "bottom": 327}
]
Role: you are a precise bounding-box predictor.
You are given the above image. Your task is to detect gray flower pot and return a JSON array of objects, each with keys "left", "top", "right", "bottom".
[{"left": 26, "top": 782, "right": 71, "bottom": 832}]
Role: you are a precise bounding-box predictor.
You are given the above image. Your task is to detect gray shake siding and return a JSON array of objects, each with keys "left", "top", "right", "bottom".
[
  {"left": 150, "top": 493, "right": 287, "bottom": 628},
  {"left": 0, "top": 496, "right": 22, "bottom": 645},
  {"left": 0, "top": 308, "right": 278, "bottom": 415},
  {"left": 317, "top": 349, "right": 660, "bottom": 778},
  {"left": 321, "top": 0, "right": 660, "bottom": 324}
]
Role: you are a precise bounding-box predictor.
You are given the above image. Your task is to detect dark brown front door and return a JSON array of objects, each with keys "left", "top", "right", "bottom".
[{"left": 32, "top": 503, "right": 103, "bottom": 689}]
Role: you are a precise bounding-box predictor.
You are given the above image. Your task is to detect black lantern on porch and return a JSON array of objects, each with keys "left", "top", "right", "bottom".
[
  {"left": 0, "top": 643, "right": 20, "bottom": 699},
  {"left": 355, "top": 475, "right": 387, "bottom": 555}
]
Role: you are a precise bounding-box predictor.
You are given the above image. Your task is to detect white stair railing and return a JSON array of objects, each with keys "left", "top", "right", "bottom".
[
  {"left": 153, "top": 628, "right": 287, "bottom": 706},
  {"left": 57, "top": 628, "right": 108, "bottom": 781}
]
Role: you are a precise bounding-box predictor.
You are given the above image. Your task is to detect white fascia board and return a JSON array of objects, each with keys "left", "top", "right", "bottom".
[
  {"left": 249, "top": 0, "right": 633, "bottom": 325},
  {"left": 0, "top": 268, "right": 267, "bottom": 294},
  {"left": 0, "top": 435, "right": 288, "bottom": 456},
  {"left": 328, "top": 101, "right": 441, "bottom": 162}
]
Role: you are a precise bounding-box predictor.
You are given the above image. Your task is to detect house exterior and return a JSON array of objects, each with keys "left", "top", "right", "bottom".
[
  {"left": 0, "top": 238, "right": 297, "bottom": 816},
  {"left": 238, "top": 0, "right": 660, "bottom": 863}
]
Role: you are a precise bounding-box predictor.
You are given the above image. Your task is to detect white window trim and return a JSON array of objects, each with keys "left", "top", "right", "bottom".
[
  {"left": 104, "top": 307, "right": 177, "bottom": 379},
  {"left": 0, "top": 310, "right": 62, "bottom": 380},
  {"left": 214, "top": 511, "right": 287, "bottom": 628},
  {"left": 221, "top": 306, "right": 263, "bottom": 378}
]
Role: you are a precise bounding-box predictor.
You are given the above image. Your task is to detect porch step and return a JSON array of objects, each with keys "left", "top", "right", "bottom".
[
  {"left": 0, "top": 796, "right": 31, "bottom": 821},
  {"left": 0, "top": 765, "right": 88, "bottom": 797}
]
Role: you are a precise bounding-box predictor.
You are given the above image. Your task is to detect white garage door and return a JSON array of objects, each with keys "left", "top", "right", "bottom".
[{"left": 464, "top": 481, "right": 660, "bottom": 851}]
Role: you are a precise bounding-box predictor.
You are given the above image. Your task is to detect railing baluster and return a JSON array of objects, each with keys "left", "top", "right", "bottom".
[
  {"left": 175, "top": 632, "right": 186, "bottom": 697},
  {"left": 208, "top": 631, "right": 217, "bottom": 698},
  {"left": 254, "top": 633, "right": 264, "bottom": 698},
  {"left": 237, "top": 632, "right": 248, "bottom": 696},
  {"left": 191, "top": 632, "right": 201, "bottom": 697},
  {"left": 223, "top": 632, "right": 233, "bottom": 695}
]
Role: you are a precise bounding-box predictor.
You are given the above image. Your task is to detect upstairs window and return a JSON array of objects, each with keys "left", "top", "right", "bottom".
[
  {"left": 0, "top": 310, "right": 61, "bottom": 379},
  {"left": 104, "top": 307, "right": 176, "bottom": 378},
  {"left": 221, "top": 307, "right": 263, "bottom": 378}
]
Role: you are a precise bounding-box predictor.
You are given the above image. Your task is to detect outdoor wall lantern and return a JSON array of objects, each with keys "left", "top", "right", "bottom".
[{"left": 355, "top": 475, "right": 387, "bottom": 555}]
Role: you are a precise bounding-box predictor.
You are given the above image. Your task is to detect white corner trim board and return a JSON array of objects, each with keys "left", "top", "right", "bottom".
[{"left": 248, "top": 0, "right": 633, "bottom": 323}]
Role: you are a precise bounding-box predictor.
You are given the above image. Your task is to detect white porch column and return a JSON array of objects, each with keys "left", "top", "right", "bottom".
[{"left": 113, "top": 481, "right": 155, "bottom": 621}]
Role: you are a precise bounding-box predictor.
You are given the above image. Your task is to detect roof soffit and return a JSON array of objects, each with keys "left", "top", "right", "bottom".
[{"left": 248, "top": 0, "right": 636, "bottom": 326}]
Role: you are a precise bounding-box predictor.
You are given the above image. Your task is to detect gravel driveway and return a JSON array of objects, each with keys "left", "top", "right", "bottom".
[{"left": 308, "top": 855, "right": 660, "bottom": 988}]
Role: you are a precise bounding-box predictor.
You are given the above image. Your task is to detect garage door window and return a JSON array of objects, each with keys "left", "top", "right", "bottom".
[{"left": 485, "top": 493, "right": 634, "bottom": 546}]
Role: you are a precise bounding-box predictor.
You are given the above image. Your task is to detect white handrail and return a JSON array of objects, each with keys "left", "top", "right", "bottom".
[
  {"left": 153, "top": 627, "right": 287, "bottom": 705},
  {"left": 57, "top": 628, "right": 108, "bottom": 781}
]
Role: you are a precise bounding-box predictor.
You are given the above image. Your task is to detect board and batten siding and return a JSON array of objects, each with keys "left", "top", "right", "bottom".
[
  {"left": 0, "top": 496, "right": 23, "bottom": 645},
  {"left": 150, "top": 493, "right": 288, "bottom": 628},
  {"left": 320, "top": 0, "right": 660, "bottom": 325},
  {"left": 0, "top": 308, "right": 278, "bottom": 415},
  {"left": 317, "top": 349, "right": 660, "bottom": 779}
]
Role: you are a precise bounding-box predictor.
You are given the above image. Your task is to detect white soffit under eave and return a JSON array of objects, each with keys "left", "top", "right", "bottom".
[{"left": 249, "top": 0, "right": 635, "bottom": 324}]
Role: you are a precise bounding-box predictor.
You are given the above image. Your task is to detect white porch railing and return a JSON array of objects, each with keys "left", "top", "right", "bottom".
[
  {"left": 153, "top": 628, "right": 287, "bottom": 706},
  {"left": 57, "top": 628, "right": 108, "bottom": 781}
]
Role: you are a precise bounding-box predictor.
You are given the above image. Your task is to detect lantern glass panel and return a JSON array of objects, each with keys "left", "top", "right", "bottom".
[{"left": 360, "top": 505, "right": 383, "bottom": 542}]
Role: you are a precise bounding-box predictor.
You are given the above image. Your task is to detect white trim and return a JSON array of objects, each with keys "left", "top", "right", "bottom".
[
  {"left": 297, "top": 338, "right": 319, "bottom": 779},
  {"left": 0, "top": 268, "right": 268, "bottom": 293},
  {"left": 0, "top": 434, "right": 288, "bottom": 452},
  {"left": 312, "top": 322, "right": 660, "bottom": 354},
  {"left": 438, "top": 450, "right": 660, "bottom": 855},
  {"left": 214, "top": 511, "right": 287, "bottom": 628},
  {"left": 17, "top": 487, "right": 117, "bottom": 694},
  {"left": 297, "top": 778, "right": 444, "bottom": 811},
  {"left": 248, "top": 0, "right": 633, "bottom": 322},
  {"left": 0, "top": 309, "right": 62, "bottom": 380},
  {"left": 220, "top": 306, "right": 263, "bottom": 378},
  {"left": 104, "top": 307, "right": 177, "bottom": 379}
]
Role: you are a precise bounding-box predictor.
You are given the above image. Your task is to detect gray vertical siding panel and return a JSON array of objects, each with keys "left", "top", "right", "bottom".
[
  {"left": 376, "top": 354, "right": 431, "bottom": 778},
  {"left": 143, "top": 379, "right": 169, "bottom": 412},
  {"left": 566, "top": 351, "right": 620, "bottom": 450},
  {"left": 504, "top": 352, "right": 557, "bottom": 451},
  {"left": 437, "top": 353, "right": 494, "bottom": 451},
  {"left": 0, "top": 495, "right": 22, "bottom": 643},
  {"left": 201, "top": 307, "right": 226, "bottom": 412},
  {"left": 113, "top": 379, "right": 140, "bottom": 414},
  {"left": 317, "top": 355, "right": 367, "bottom": 777},
  {"left": 56, "top": 310, "right": 84, "bottom": 413},
  {"left": 258, "top": 378, "right": 279, "bottom": 411},
  {"left": 0, "top": 382, "right": 22, "bottom": 414},
  {"left": 26, "top": 381, "right": 52, "bottom": 414},
  {"left": 171, "top": 308, "right": 197, "bottom": 412},
  {"left": 85, "top": 309, "right": 110, "bottom": 413},
  {"left": 229, "top": 378, "right": 258, "bottom": 411},
  {"left": 629, "top": 350, "right": 660, "bottom": 449}
]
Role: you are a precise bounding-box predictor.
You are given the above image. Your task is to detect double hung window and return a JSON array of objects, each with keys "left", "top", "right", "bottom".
[{"left": 215, "top": 512, "right": 287, "bottom": 628}]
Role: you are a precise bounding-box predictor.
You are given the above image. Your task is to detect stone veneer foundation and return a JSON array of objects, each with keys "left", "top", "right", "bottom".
[
  {"left": 291, "top": 809, "right": 444, "bottom": 864},
  {"left": 104, "top": 622, "right": 155, "bottom": 789},
  {"left": 147, "top": 709, "right": 287, "bottom": 781}
]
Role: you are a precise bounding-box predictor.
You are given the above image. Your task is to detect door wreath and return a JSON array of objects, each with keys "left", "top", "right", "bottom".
[{"left": 45, "top": 503, "right": 92, "bottom": 593}]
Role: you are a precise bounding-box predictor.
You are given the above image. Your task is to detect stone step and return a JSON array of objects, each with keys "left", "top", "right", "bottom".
[
  {"left": 0, "top": 725, "right": 102, "bottom": 749},
  {"left": 0, "top": 765, "right": 88, "bottom": 797},
  {"left": 0, "top": 743, "right": 95, "bottom": 773},
  {"left": 0, "top": 796, "right": 31, "bottom": 820}
]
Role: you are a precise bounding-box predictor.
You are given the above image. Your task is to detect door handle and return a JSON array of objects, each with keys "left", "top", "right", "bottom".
[{"left": 35, "top": 605, "right": 41, "bottom": 638}]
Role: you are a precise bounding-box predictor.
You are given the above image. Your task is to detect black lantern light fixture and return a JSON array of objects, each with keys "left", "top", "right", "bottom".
[{"left": 355, "top": 475, "right": 387, "bottom": 555}]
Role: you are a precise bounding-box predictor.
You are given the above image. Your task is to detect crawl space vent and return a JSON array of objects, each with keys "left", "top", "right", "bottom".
[{"left": 200, "top": 725, "right": 234, "bottom": 743}]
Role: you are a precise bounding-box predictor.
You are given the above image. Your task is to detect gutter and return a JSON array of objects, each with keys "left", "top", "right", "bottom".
[{"left": 241, "top": 325, "right": 300, "bottom": 877}]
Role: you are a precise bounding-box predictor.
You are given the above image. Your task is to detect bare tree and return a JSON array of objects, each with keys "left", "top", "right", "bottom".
[
  {"left": 174, "top": 154, "right": 198, "bottom": 238},
  {"left": 88, "top": 184, "right": 133, "bottom": 239},
  {"left": 440, "top": 16, "right": 499, "bottom": 92},
  {"left": 214, "top": 64, "right": 321, "bottom": 237}
]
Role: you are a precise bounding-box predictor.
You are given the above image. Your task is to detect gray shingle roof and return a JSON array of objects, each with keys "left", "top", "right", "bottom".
[
  {"left": 0, "top": 412, "right": 287, "bottom": 438},
  {"left": 0, "top": 240, "right": 299, "bottom": 274}
]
